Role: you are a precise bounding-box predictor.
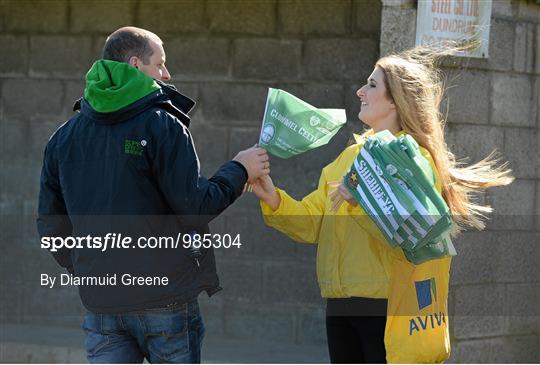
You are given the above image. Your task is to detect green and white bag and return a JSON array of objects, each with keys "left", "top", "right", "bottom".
[
  {"left": 258, "top": 88, "right": 346, "bottom": 159},
  {"left": 344, "top": 130, "right": 456, "bottom": 264}
]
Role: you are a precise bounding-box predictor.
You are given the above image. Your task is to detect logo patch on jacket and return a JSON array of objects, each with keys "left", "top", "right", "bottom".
[
  {"left": 124, "top": 139, "right": 145, "bottom": 156},
  {"left": 415, "top": 278, "right": 437, "bottom": 310},
  {"left": 409, "top": 278, "right": 444, "bottom": 336}
]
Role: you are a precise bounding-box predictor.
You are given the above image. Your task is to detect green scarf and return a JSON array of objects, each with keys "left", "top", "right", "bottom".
[{"left": 84, "top": 59, "right": 161, "bottom": 113}]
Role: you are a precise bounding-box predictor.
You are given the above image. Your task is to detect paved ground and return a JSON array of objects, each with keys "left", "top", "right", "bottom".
[{"left": 0, "top": 323, "right": 329, "bottom": 363}]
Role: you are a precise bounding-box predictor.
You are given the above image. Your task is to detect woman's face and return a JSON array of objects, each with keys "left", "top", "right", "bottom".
[{"left": 356, "top": 67, "right": 397, "bottom": 131}]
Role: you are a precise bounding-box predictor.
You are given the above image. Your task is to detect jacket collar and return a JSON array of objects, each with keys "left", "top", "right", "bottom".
[
  {"left": 73, "top": 81, "right": 196, "bottom": 127},
  {"left": 353, "top": 129, "right": 406, "bottom": 144}
]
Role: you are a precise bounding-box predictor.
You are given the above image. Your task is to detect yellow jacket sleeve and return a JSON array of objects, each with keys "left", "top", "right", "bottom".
[{"left": 260, "top": 168, "right": 329, "bottom": 244}]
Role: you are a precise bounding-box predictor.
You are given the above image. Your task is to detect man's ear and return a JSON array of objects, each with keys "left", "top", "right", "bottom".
[{"left": 128, "top": 56, "right": 139, "bottom": 69}]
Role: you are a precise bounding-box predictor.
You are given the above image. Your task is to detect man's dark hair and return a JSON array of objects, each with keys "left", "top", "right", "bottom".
[{"left": 102, "top": 26, "right": 162, "bottom": 64}]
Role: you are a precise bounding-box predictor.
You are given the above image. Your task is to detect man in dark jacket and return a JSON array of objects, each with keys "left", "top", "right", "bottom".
[{"left": 37, "top": 27, "right": 269, "bottom": 363}]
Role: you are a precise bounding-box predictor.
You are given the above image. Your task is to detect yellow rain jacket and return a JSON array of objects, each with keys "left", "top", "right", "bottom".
[{"left": 260, "top": 132, "right": 442, "bottom": 299}]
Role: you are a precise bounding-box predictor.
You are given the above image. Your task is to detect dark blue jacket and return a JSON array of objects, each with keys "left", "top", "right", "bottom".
[{"left": 37, "top": 83, "right": 248, "bottom": 313}]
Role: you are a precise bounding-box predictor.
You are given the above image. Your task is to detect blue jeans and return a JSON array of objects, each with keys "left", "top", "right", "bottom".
[{"left": 82, "top": 299, "right": 204, "bottom": 363}]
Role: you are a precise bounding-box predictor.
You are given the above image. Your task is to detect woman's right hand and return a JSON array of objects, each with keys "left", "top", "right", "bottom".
[{"left": 250, "top": 174, "right": 281, "bottom": 211}]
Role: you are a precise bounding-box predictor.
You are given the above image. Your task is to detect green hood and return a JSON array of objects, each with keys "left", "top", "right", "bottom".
[{"left": 84, "top": 60, "right": 161, "bottom": 113}]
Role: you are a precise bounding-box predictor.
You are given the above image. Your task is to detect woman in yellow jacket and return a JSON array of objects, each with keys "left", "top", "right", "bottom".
[{"left": 250, "top": 46, "right": 512, "bottom": 363}]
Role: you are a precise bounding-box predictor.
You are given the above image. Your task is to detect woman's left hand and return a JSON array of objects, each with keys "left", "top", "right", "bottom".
[{"left": 329, "top": 182, "right": 358, "bottom": 212}]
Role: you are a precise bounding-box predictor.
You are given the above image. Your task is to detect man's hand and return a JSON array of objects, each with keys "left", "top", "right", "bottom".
[{"left": 233, "top": 146, "right": 270, "bottom": 183}]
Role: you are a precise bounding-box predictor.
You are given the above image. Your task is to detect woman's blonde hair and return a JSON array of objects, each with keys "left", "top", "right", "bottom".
[{"left": 367, "top": 45, "right": 513, "bottom": 235}]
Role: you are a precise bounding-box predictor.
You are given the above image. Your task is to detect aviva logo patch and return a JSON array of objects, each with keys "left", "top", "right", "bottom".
[
  {"left": 409, "top": 278, "right": 446, "bottom": 336},
  {"left": 125, "top": 139, "right": 146, "bottom": 156},
  {"left": 414, "top": 278, "right": 437, "bottom": 310},
  {"left": 409, "top": 312, "right": 446, "bottom": 336}
]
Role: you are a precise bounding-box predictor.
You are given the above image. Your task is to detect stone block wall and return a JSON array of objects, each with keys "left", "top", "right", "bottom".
[
  {"left": 0, "top": 0, "right": 380, "bottom": 353},
  {"left": 1, "top": 0, "right": 537, "bottom": 362}
]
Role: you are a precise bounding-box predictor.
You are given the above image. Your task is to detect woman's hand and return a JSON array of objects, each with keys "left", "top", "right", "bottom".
[
  {"left": 249, "top": 174, "right": 281, "bottom": 211},
  {"left": 329, "top": 182, "right": 358, "bottom": 212},
  {"left": 338, "top": 183, "right": 357, "bottom": 207}
]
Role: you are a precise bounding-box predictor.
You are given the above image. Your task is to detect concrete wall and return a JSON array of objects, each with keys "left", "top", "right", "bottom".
[
  {"left": 380, "top": 0, "right": 539, "bottom": 362},
  {"left": 0, "top": 0, "right": 538, "bottom": 363},
  {"left": 0, "top": 0, "right": 380, "bottom": 359}
]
